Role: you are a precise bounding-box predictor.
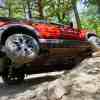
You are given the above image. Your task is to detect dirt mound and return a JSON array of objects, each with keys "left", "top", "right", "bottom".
[{"left": 47, "top": 57, "right": 100, "bottom": 100}]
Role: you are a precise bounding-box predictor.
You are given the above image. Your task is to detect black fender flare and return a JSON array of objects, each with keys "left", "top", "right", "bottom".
[{"left": 0, "top": 25, "right": 40, "bottom": 45}]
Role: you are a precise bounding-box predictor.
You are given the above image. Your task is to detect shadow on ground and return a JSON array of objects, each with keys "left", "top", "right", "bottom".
[
  {"left": 0, "top": 62, "right": 78, "bottom": 99},
  {"left": 0, "top": 72, "right": 62, "bottom": 97}
]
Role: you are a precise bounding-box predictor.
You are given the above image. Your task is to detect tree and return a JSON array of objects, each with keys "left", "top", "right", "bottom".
[
  {"left": 0, "top": 0, "right": 81, "bottom": 26},
  {"left": 37, "top": 0, "right": 44, "bottom": 19},
  {"left": 82, "top": 0, "right": 100, "bottom": 15},
  {"left": 42, "top": 0, "right": 72, "bottom": 23},
  {"left": 26, "top": 0, "right": 32, "bottom": 19},
  {"left": 5, "top": 0, "right": 13, "bottom": 17},
  {"left": 71, "top": 0, "right": 81, "bottom": 30}
]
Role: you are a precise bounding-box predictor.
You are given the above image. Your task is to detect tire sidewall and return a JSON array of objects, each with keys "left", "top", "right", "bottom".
[{"left": 3, "top": 29, "right": 40, "bottom": 64}]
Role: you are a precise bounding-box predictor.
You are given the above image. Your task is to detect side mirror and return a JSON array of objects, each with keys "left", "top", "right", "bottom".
[{"left": 69, "top": 22, "right": 73, "bottom": 28}]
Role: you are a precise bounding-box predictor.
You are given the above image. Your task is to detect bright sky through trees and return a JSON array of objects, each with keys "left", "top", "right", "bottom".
[
  {"left": 0, "top": 0, "right": 5, "bottom": 7},
  {"left": 77, "top": 1, "right": 87, "bottom": 13}
]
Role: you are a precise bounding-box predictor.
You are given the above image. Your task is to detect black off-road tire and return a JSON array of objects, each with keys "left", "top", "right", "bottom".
[
  {"left": 2, "top": 67, "right": 25, "bottom": 85},
  {"left": 2, "top": 27, "right": 40, "bottom": 64}
]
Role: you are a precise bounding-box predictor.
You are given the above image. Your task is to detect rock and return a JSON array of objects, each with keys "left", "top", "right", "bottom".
[{"left": 47, "top": 57, "right": 100, "bottom": 100}]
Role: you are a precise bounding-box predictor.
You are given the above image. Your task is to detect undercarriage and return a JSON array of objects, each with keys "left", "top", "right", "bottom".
[{"left": 0, "top": 49, "right": 92, "bottom": 85}]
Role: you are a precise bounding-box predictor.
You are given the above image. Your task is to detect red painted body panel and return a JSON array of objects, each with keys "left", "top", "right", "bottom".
[
  {"left": 0, "top": 21, "right": 8, "bottom": 27},
  {"left": 0, "top": 19, "right": 88, "bottom": 41},
  {"left": 32, "top": 23, "right": 87, "bottom": 41},
  {"left": 33, "top": 23, "right": 61, "bottom": 38}
]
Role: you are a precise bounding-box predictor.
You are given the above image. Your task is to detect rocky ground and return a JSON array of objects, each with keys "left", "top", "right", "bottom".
[{"left": 1, "top": 57, "right": 100, "bottom": 100}]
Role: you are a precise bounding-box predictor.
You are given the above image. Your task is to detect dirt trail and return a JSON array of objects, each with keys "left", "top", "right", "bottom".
[{"left": 1, "top": 57, "right": 100, "bottom": 100}]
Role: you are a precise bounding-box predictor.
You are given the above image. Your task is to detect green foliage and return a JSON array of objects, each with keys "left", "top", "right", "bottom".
[
  {"left": 80, "top": 5, "right": 100, "bottom": 36},
  {"left": 0, "top": 0, "right": 73, "bottom": 23},
  {"left": 43, "top": 0, "right": 72, "bottom": 23},
  {"left": 48, "top": 15, "right": 70, "bottom": 24}
]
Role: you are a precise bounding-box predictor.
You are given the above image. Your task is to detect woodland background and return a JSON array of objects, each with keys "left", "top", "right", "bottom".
[{"left": 0, "top": 0, "right": 99, "bottom": 35}]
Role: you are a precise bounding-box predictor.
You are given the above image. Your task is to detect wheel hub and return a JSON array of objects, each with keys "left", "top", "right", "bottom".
[{"left": 4, "top": 34, "right": 39, "bottom": 64}]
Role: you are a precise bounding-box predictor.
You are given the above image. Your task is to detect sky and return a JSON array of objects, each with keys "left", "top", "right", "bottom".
[
  {"left": 0, "top": 0, "right": 5, "bottom": 7},
  {"left": 77, "top": 1, "right": 86, "bottom": 13},
  {"left": 71, "top": 1, "right": 87, "bottom": 28}
]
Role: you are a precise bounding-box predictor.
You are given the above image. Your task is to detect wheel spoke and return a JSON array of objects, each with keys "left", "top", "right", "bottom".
[{"left": 5, "top": 33, "right": 39, "bottom": 64}]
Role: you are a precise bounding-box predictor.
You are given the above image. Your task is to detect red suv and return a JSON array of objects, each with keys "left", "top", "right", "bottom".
[{"left": 0, "top": 17, "right": 99, "bottom": 84}]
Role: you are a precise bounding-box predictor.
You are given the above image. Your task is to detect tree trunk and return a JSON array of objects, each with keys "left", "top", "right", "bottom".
[
  {"left": 37, "top": 0, "right": 44, "bottom": 19},
  {"left": 26, "top": 0, "right": 32, "bottom": 19},
  {"left": 23, "top": 3, "right": 26, "bottom": 18},
  {"left": 71, "top": 0, "right": 81, "bottom": 31},
  {"left": 8, "top": 6, "right": 12, "bottom": 17}
]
